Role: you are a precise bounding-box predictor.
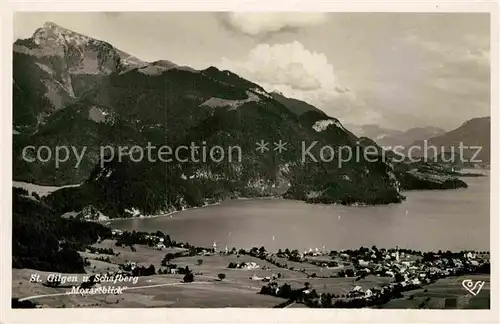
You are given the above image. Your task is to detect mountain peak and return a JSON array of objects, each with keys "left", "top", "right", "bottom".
[
  {"left": 43, "top": 21, "right": 62, "bottom": 30},
  {"left": 32, "top": 21, "right": 97, "bottom": 48},
  {"left": 36, "top": 21, "right": 77, "bottom": 36}
]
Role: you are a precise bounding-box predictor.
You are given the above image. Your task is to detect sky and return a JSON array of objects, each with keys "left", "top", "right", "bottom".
[{"left": 14, "top": 12, "right": 491, "bottom": 130}]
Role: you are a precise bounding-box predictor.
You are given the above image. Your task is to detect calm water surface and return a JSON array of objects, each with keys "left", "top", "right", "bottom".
[{"left": 110, "top": 176, "right": 490, "bottom": 252}]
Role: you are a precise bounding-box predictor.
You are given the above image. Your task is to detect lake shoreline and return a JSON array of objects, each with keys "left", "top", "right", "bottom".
[
  {"left": 104, "top": 173, "right": 490, "bottom": 223},
  {"left": 105, "top": 175, "right": 489, "bottom": 252},
  {"left": 104, "top": 196, "right": 286, "bottom": 223}
]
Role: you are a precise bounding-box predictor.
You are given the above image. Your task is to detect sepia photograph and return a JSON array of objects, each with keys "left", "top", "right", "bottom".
[{"left": 5, "top": 7, "right": 496, "bottom": 316}]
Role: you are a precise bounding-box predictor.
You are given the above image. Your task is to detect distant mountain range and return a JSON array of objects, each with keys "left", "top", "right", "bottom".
[
  {"left": 345, "top": 124, "right": 446, "bottom": 149},
  {"left": 409, "top": 117, "right": 490, "bottom": 166},
  {"left": 12, "top": 22, "right": 470, "bottom": 218}
]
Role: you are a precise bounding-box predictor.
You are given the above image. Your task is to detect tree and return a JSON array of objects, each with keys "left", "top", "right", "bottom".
[
  {"left": 162, "top": 253, "right": 176, "bottom": 265},
  {"left": 279, "top": 283, "right": 292, "bottom": 298},
  {"left": 147, "top": 264, "right": 156, "bottom": 276},
  {"left": 197, "top": 259, "right": 203, "bottom": 266},
  {"left": 394, "top": 273, "right": 405, "bottom": 282},
  {"left": 183, "top": 267, "right": 194, "bottom": 283},
  {"left": 218, "top": 273, "right": 226, "bottom": 281},
  {"left": 345, "top": 269, "right": 355, "bottom": 277},
  {"left": 12, "top": 298, "right": 37, "bottom": 308}
]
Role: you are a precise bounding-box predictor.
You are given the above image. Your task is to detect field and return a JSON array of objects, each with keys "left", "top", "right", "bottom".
[
  {"left": 12, "top": 268, "right": 283, "bottom": 308},
  {"left": 379, "top": 274, "right": 490, "bottom": 309},
  {"left": 12, "top": 241, "right": 294, "bottom": 308}
]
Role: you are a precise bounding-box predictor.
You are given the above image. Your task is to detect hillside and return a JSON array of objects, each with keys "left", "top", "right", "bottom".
[
  {"left": 270, "top": 91, "right": 324, "bottom": 116},
  {"left": 12, "top": 22, "right": 469, "bottom": 219}
]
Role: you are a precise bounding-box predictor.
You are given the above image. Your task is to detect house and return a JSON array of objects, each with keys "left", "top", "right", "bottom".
[
  {"left": 245, "top": 262, "right": 260, "bottom": 270},
  {"left": 111, "top": 229, "right": 123, "bottom": 236},
  {"left": 466, "top": 252, "right": 476, "bottom": 259},
  {"left": 353, "top": 285, "right": 363, "bottom": 292},
  {"left": 358, "top": 260, "right": 370, "bottom": 267},
  {"left": 156, "top": 243, "right": 165, "bottom": 250},
  {"left": 365, "top": 289, "right": 373, "bottom": 298}
]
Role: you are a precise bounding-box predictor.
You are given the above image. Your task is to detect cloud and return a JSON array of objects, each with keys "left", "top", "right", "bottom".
[
  {"left": 217, "top": 41, "right": 381, "bottom": 125},
  {"left": 399, "top": 34, "right": 490, "bottom": 121},
  {"left": 219, "top": 13, "right": 327, "bottom": 36},
  {"left": 402, "top": 34, "right": 490, "bottom": 67}
]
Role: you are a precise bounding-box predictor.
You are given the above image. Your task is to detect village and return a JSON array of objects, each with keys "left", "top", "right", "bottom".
[{"left": 94, "top": 229, "right": 490, "bottom": 308}]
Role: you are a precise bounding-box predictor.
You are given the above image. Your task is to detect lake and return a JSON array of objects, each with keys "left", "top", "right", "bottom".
[{"left": 109, "top": 175, "right": 490, "bottom": 252}]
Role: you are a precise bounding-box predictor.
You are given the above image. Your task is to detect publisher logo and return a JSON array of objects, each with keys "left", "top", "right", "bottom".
[{"left": 462, "top": 279, "right": 485, "bottom": 296}]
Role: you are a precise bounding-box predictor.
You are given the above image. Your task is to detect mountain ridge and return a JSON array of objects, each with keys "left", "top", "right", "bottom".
[
  {"left": 409, "top": 116, "right": 490, "bottom": 166},
  {"left": 345, "top": 124, "right": 446, "bottom": 148}
]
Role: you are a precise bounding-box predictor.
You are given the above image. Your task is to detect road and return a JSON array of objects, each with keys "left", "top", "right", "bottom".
[{"left": 18, "top": 281, "right": 212, "bottom": 302}]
